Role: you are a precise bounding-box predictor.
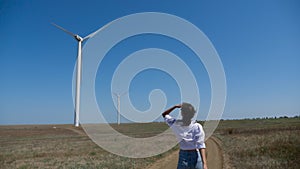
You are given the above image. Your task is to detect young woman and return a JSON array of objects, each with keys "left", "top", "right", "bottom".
[{"left": 162, "top": 103, "right": 208, "bottom": 169}]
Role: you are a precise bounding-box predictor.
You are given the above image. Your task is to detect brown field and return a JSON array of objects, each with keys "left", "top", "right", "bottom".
[
  {"left": 0, "top": 124, "right": 175, "bottom": 169},
  {"left": 215, "top": 117, "right": 300, "bottom": 169},
  {"left": 0, "top": 117, "right": 299, "bottom": 169}
]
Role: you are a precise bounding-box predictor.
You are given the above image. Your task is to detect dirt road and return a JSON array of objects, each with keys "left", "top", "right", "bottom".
[{"left": 147, "top": 136, "right": 223, "bottom": 169}]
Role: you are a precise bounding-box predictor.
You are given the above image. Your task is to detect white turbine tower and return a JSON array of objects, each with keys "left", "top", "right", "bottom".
[
  {"left": 113, "top": 91, "right": 128, "bottom": 125},
  {"left": 52, "top": 22, "right": 110, "bottom": 127}
]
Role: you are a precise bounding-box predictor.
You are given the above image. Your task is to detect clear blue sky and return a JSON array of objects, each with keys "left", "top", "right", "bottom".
[{"left": 0, "top": 0, "right": 299, "bottom": 125}]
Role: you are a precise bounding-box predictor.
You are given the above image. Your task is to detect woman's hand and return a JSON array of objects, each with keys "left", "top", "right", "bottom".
[
  {"left": 175, "top": 104, "right": 182, "bottom": 108},
  {"left": 203, "top": 163, "right": 208, "bottom": 169},
  {"left": 162, "top": 104, "right": 182, "bottom": 117}
]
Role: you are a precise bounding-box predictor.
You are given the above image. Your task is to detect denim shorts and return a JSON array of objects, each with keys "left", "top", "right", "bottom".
[{"left": 177, "top": 150, "right": 203, "bottom": 169}]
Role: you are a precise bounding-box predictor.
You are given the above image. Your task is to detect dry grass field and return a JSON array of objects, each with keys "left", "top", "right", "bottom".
[
  {"left": 0, "top": 124, "right": 174, "bottom": 169},
  {"left": 0, "top": 117, "right": 299, "bottom": 169},
  {"left": 215, "top": 117, "right": 300, "bottom": 169}
]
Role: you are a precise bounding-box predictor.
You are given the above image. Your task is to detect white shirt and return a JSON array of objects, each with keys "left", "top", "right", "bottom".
[{"left": 164, "top": 114, "right": 206, "bottom": 150}]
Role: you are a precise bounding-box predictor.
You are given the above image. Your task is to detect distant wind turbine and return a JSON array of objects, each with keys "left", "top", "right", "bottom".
[
  {"left": 113, "top": 91, "right": 128, "bottom": 125},
  {"left": 52, "top": 22, "right": 113, "bottom": 127}
]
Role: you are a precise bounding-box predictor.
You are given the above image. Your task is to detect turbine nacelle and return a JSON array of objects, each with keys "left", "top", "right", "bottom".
[{"left": 75, "top": 35, "right": 83, "bottom": 42}]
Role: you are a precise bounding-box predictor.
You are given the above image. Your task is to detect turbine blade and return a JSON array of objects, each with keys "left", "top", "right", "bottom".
[
  {"left": 83, "top": 18, "right": 120, "bottom": 40},
  {"left": 51, "top": 22, "right": 77, "bottom": 37}
]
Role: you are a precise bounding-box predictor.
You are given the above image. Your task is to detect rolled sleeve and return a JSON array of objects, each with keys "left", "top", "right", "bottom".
[{"left": 164, "top": 114, "right": 176, "bottom": 126}]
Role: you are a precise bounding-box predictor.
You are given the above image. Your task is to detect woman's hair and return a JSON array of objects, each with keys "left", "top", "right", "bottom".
[{"left": 181, "top": 102, "right": 196, "bottom": 119}]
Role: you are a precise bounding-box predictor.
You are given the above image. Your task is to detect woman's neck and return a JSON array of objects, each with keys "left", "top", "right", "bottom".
[{"left": 182, "top": 118, "right": 191, "bottom": 126}]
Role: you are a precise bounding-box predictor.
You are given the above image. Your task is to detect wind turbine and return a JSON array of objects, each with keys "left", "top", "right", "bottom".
[
  {"left": 113, "top": 91, "right": 128, "bottom": 125},
  {"left": 52, "top": 22, "right": 110, "bottom": 127}
]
